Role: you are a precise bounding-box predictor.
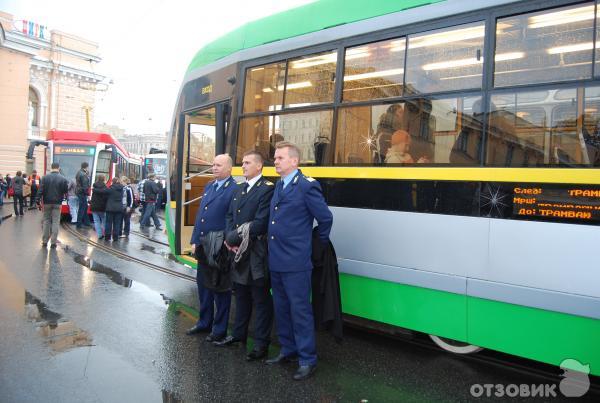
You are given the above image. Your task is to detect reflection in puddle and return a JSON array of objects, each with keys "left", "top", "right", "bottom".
[
  {"left": 25, "top": 291, "right": 92, "bottom": 353},
  {"left": 63, "top": 245, "right": 133, "bottom": 288},
  {"left": 140, "top": 244, "right": 179, "bottom": 263}
]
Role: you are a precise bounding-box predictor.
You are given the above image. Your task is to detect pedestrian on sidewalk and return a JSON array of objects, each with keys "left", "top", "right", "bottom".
[
  {"left": 67, "top": 179, "right": 79, "bottom": 224},
  {"left": 137, "top": 177, "right": 147, "bottom": 218},
  {"left": 90, "top": 174, "right": 109, "bottom": 239},
  {"left": 140, "top": 174, "right": 162, "bottom": 230},
  {"left": 22, "top": 174, "right": 31, "bottom": 207},
  {"left": 120, "top": 176, "right": 134, "bottom": 237},
  {"left": 75, "top": 162, "right": 92, "bottom": 228},
  {"left": 29, "top": 170, "right": 41, "bottom": 208},
  {"left": 37, "top": 162, "right": 69, "bottom": 248},
  {"left": 103, "top": 177, "right": 125, "bottom": 241},
  {"left": 12, "top": 171, "right": 27, "bottom": 216},
  {"left": 0, "top": 174, "right": 7, "bottom": 205}
]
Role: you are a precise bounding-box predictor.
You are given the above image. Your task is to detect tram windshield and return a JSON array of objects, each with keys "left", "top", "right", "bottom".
[
  {"left": 53, "top": 144, "right": 95, "bottom": 182},
  {"left": 145, "top": 156, "right": 168, "bottom": 178}
]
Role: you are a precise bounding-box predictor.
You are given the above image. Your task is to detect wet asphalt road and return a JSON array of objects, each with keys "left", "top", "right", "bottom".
[{"left": 0, "top": 207, "right": 598, "bottom": 402}]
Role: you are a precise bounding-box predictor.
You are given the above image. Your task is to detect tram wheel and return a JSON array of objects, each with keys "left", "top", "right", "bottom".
[{"left": 429, "top": 335, "right": 483, "bottom": 354}]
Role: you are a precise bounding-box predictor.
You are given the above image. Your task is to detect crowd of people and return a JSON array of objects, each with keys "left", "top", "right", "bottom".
[
  {"left": 187, "top": 141, "right": 337, "bottom": 381},
  {"left": 0, "top": 161, "right": 164, "bottom": 245}
]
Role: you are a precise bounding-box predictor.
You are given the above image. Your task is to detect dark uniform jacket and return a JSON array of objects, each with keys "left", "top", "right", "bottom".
[
  {"left": 225, "top": 176, "right": 274, "bottom": 285},
  {"left": 311, "top": 227, "right": 343, "bottom": 343},
  {"left": 191, "top": 177, "right": 238, "bottom": 291},
  {"left": 36, "top": 171, "right": 68, "bottom": 205},
  {"left": 268, "top": 170, "right": 333, "bottom": 272}
]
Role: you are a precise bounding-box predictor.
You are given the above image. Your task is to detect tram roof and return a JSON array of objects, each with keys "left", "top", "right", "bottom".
[
  {"left": 186, "top": 0, "right": 442, "bottom": 72},
  {"left": 47, "top": 129, "right": 131, "bottom": 158}
]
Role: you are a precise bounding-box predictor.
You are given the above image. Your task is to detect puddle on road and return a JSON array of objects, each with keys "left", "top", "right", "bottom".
[
  {"left": 25, "top": 291, "right": 93, "bottom": 353},
  {"left": 63, "top": 245, "right": 133, "bottom": 288},
  {"left": 61, "top": 245, "right": 198, "bottom": 321},
  {"left": 140, "top": 244, "right": 180, "bottom": 263}
]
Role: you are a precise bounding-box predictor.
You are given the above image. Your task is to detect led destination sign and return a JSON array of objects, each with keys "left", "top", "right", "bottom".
[
  {"left": 513, "top": 186, "right": 600, "bottom": 222},
  {"left": 55, "top": 146, "right": 95, "bottom": 155}
]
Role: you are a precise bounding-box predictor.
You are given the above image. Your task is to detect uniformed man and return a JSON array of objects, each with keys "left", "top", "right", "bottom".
[
  {"left": 186, "top": 154, "right": 237, "bottom": 342},
  {"left": 265, "top": 141, "right": 333, "bottom": 381},
  {"left": 214, "top": 150, "right": 275, "bottom": 362}
]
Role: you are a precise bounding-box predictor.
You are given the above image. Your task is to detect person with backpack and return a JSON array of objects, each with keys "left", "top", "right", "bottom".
[{"left": 12, "top": 171, "right": 28, "bottom": 216}]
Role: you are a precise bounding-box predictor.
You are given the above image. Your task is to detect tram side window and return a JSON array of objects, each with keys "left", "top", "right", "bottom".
[
  {"left": 405, "top": 22, "right": 485, "bottom": 95},
  {"left": 494, "top": 3, "right": 595, "bottom": 88},
  {"left": 96, "top": 150, "right": 112, "bottom": 179},
  {"left": 484, "top": 88, "right": 589, "bottom": 167},
  {"left": 243, "top": 62, "right": 286, "bottom": 113},
  {"left": 284, "top": 50, "right": 337, "bottom": 108},
  {"left": 237, "top": 110, "right": 333, "bottom": 165},
  {"left": 334, "top": 95, "right": 483, "bottom": 165},
  {"left": 582, "top": 86, "right": 600, "bottom": 166},
  {"left": 342, "top": 38, "right": 405, "bottom": 102}
]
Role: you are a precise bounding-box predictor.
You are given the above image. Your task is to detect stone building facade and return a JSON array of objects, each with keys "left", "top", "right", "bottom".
[{"left": 0, "top": 12, "right": 104, "bottom": 175}]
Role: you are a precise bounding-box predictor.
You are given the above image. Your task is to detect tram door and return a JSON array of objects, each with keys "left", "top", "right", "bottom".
[{"left": 179, "top": 103, "right": 228, "bottom": 255}]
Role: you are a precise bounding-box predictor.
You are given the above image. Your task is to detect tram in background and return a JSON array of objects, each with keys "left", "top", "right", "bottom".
[
  {"left": 143, "top": 149, "right": 168, "bottom": 208},
  {"left": 28, "top": 129, "right": 143, "bottom": 216},
  {"left": 166, "top": 0, "right": 600, "bottom": 376}
]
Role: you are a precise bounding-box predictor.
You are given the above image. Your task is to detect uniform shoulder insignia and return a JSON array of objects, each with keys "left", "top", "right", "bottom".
[
  {"left": 303, "top": 176, "right": 315, "bottom": 182},
  {"left": 264, "top": 180, "right": 274, "bottom": 186},
  {"left": 236, "top": 181, "right": 244, "bottom": 185}
]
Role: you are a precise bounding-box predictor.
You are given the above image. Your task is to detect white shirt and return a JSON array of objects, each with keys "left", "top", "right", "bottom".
[{"left": 245, "top": 174, "right": 262, "bottom": 192}]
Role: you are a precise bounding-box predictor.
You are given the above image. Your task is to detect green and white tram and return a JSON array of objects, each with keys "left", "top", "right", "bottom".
[{"left": 167, "top": 0, "right": 600, "bottom": 375}]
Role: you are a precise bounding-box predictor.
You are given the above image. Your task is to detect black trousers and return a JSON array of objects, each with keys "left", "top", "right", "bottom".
[
  {"left": 13, "top": 194, "right": 24, "bottom": 215},
  {"left": 232, "top": 281, "right": 273, "bottom": 349}
]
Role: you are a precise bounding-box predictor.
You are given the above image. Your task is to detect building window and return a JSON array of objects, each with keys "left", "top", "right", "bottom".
[{"left": 28, "top": 87, "right": 40, "bottom": 128}]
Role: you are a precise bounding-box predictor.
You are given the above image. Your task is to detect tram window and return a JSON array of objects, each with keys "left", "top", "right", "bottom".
[
  {"left": 494, "top": 3, "right": 594, "bottom": 87},
  {"left": 342, "top": 38, "right": 405, "bottom": 102},
  {"left": 96, "top": 150, "right": 112, "bottom": 178},
  {"left": 237, "top": 110, "right": 333, "bottom": 164},
  {"left": 284, "top": 50, "right": 337, "bottom": 108},
  {"left": 485, "top": 88, "right": 589, "bottom": 167},
  {"left": 582, "top": 86, "right": 600, "bottom": 166},
  {"left": 334, "top": 95, "right": 482, "bottom": 165},
  {"left": 185, "top": 107, "right": 216, "bottom": 173},
  {"left": 189, "top": 123, "right": 216, "bottom": 171},
  {"left": 405, "top": 22, "right": 485, "bottom": 95},
  {"left": 243, "top": 62, "right": 286, "bottom": 113}
]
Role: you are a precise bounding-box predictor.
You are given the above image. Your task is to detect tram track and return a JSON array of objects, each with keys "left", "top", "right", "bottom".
[
  {"left": 61, "top": 224, "right": 599, "bottom": 391},
  {"left": 61, "top": 222, "right": 195, "bottom": 283}
]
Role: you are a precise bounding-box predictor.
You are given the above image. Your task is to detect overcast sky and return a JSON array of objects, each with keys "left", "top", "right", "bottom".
[{"left": 1, "top": 0, "right": 313, "bottom": 134}]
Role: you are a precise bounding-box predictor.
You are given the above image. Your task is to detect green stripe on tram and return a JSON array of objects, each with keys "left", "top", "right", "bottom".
[
  {"left": 187, "top": 0, "right": 443, "bottom": 72},
  {"left": 340, "top": 272, "right": 600, "bottom": 376}
]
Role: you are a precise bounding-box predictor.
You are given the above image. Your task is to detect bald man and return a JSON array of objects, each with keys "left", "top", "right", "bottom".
[{"left": 186, "top": 154, "right": 238, "bottom": 342}]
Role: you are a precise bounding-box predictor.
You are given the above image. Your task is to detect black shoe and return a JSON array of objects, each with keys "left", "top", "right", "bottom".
[
  {"left": 213, "top": 335, "right": 243, "bottom": 347},
  {"left": 155, "top": 227, "right": 163, "bottom": 230},
  {"left": 50, "top": 244, "right": 57, "bottom": 249},
  {"left": 205, "top": 333, "right": 225, "bottom": 343},
  {"left": 98, "top": 235, "right": 104, "bottom": 240},
  {"left": 265, "top": 353, "right": 298, "bottom": 365},
  {"left": 246, "top": 347, "right": 268, "bottom": 361},
  {"left": 41, "top": 242, "right": 47, "bottom": 248},
  {"left": 185, "top": 324, "right": 210, "bottom": 336},
  {"left": 293, "top": 364, "right": 316, "bottom": 381}
]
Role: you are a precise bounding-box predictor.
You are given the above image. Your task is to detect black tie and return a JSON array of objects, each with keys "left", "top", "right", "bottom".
[
  {"left": 214, "top": 182, "right": 219, "bottom": 191},
  {"left": 243, "top": 182, "right": 249, "bottom": 193}
]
